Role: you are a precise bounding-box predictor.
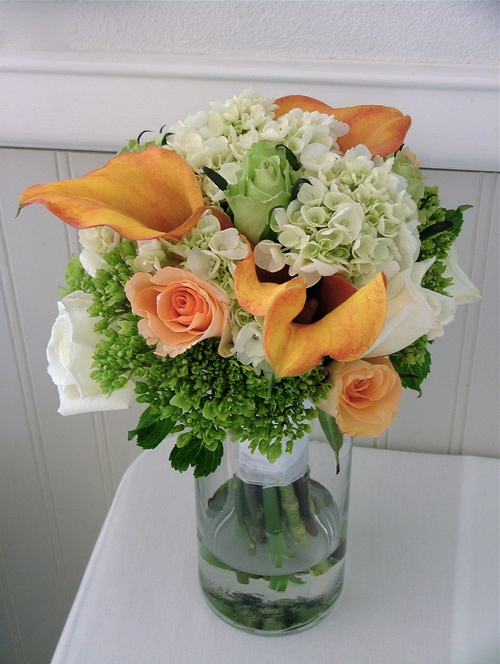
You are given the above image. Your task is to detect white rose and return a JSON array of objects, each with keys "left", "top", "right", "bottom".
[
  {"left": 47, "top": 291, "right": 135, "bottom": 415},
  {"left": 443, "top": 246, "right": 481, "bottom": 305},
  {"left": 364, "top": 259, "right": 457, "bottom": 358}
]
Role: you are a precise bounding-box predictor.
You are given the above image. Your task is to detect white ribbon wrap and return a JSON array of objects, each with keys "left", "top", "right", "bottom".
[{"left": 236, "top": 436, "right": 309, "bottom": 487}]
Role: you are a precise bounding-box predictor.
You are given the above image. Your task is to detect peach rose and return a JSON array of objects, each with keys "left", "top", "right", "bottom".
[
  {"left": 318, "top": 357, "right": 402, "bottom": 437},
  {"left": 125, "top": 267, "right": 231, "bottom": 357}
]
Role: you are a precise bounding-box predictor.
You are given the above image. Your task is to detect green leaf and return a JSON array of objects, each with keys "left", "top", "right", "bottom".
[
  {"left": 202, "top": 166, "right": 228, "bottom": 192},
  {"left": 419, "top": 219, "right": 454, "bottom": 240},
  {"left": 317, "top": 409, "right": 343, "bottom": 474},
  {"left": 446, "top": 204, "right": 471, "bottom": 239},
  {"left": 128, "top": 406, "right": 176, "bottom": 450},
  {"left": 259, "top": 208, "right": 279, "bottom": 242},
  {"left": 290, "top": 178, "right": 310, "bottom": 202},
  {"left": 267, "top": 372, "right": 276, "bottom": 399},
  {"left": 390, "top": 347, "right": 432, "bottom": 396},
  {"left": 129, "top": 406, "right": 157, "bottom": 432},
  {"left": 169, "top": 435, "right": 224, "bottom": 477},
  {"left": 275, "top": 143, "right": 299, "bottom": 170}
]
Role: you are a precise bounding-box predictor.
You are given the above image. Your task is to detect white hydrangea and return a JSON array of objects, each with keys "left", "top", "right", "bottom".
[
  {"left": 254, "top": 240, "right": 286, "bottom": 273},
  {"left": 164, "top": 212, "right": 249, "bottom": 314},
  {"left": 166, "top": 90, "right": 350, "bottom": 205},
  {"left": 185, "top": 248, "right": 221, "bottom": 282},
  {"left": 260, "top": 145, "right": 419, "bottom": 287},
  {"left": 167, "top": 89, "right": 276, "bottom": 178},
  {"left": 259, "top": 109, "right": 348, "bottom": 155}
]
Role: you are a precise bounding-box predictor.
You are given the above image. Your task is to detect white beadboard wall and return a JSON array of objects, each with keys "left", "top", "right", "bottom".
[{"left": 0, "top": 54, "right": 498, "bottom": 664}]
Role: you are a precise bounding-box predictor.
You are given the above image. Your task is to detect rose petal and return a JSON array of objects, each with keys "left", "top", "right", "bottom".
[{"left": 318, "top": 357, "right": 402, "bottom": 437}]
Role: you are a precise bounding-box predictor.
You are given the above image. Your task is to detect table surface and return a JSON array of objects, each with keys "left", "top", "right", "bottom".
[{"left": 51, "top": 442, "right": 500, "bottom": 664}]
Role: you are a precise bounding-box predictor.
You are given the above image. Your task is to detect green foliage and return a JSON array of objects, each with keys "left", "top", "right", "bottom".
[
  {"left": 420, "top": 259, "right": 453, "bottom": 296},
  {"left": 417, "top": 187, "right": 471, "bottom": 296},
  {"left": 60, "top": 254, "right": 95, "bottom": 296},
  {"left": 317, "top": 409, "right": 343, "bottom": 473},
  {"left": 128, "top": 406, "right": 177, "bottom": 450},
  {"left": 390, "top": 336, "right": 432, "bottom": 396},
  {"left": 169, "top": 436, "right": 224, "bottom": 477},
  {"left": 60, "top": 244, "right": 330, "bottom": 476},
  {"left": 116, "top": 131, "right": 170, "bottom": 155},
  {"left": 131, "top": 339, "right": 329, "bottom": 475}
]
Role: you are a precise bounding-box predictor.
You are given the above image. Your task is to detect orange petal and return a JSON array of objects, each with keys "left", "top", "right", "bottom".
[
  {"left": 263, "top": 272, "right": 387, "bottom": 378},
  {"left": 18, "top": 146, "right": 206, "bottom": 240},
  {"left": 316, "top": 274, "right": 357, "bottom": 315},
  {"left": 274, "top": 95, "right": 411, "bottom": 157},
  {"left": 332, "top": 106, "right": 411, "bottom": 157},
  {"left": 274, "top": 95, "right": 337, "bottom": 117},
  {"left": 234, "top": 243, "right": 304, "bottom": 317}
]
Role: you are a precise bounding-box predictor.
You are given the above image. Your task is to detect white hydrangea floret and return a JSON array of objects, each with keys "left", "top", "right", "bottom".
[
  {"left": 299, "top": 143, "right": 340, "bottom": 178},
  {"left": 209, "top": 228, "right": 248, "bottom": 260},
  {"left": 233, "top": 322, "right": 268, "bottom": 370},
  {"left": 254, "top": 240, "right": 286, "bottom": 273},
  {"left": 185, "top": 248, "right": 221, "bottom": 281},
  {"left": 287, "top": 253, "right": 341, "bottom": 287},
  {"left": 278, "top": 225, "right": 309, "bottom": 250}
]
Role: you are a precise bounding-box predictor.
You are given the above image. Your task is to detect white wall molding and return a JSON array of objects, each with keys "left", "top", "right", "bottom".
[{"left": 1, "top": 52, "right": 498, "bottom": 171}]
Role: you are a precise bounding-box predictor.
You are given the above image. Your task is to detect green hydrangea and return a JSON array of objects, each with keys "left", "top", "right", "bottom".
[{"left": 61, "top": 243, "right": 330, "bottom": 476}]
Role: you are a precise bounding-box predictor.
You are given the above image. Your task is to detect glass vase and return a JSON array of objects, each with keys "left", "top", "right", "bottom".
[{"left": 195, "top": 433, "right": 353, "bottom": 635}]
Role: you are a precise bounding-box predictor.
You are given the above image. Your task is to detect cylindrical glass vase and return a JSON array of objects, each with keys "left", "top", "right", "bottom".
[{"left": 195, "top": 434, "right": 353, "bottom": 635}]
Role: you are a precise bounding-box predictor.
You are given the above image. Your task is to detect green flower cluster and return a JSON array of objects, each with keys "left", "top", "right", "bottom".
[
  {"left": 387, "top": 179, "right": 472, "bottom": 394},
  {"left": 390, "top": 336, "right": 432, "bottom": 396},
  {"left": 417, "top": 186, "right": 469, "bottom": 295},
  {"left": 62, "top": 244, "right": 330, "bottom": 476},
  {"left": 133, "top": 339, "right": 329, "bottom": 475}
]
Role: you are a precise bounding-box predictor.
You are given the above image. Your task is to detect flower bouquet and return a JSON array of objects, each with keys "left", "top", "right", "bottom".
[{"left": 19, "top": 90, "right": 480, "bottom": 633}]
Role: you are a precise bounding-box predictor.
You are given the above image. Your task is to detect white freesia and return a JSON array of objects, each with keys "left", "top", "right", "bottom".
[
  {"left": 47, "top": 291, "right": 135, "bottom": 415},
  {"left": 79, "top": 227, "right": 121, "bottom": 276},
  {"left": 364, "top": 259, "right": 456, "bottom": 358},
  {"left": 443, "top": 246, "right": 481, "bottom": 304},
  {"left": 79, "top": 250, "right": 108, "bottom": 277},
  {"left": 133, "top": 239, "right": 167, "bottom": 273}
]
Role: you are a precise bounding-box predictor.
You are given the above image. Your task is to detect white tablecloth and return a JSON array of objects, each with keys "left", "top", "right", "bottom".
[{"left": 51, "top": 443, "right": 499, "bottom": 664}]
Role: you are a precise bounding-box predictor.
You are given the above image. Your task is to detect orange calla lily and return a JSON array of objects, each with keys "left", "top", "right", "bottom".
[
  {"left": 234, "top": 241, "right": 304, "bottom": 316},
  {"left": 234, "top": 247, "right": 387, "bottom": 378},
  {"left": 274, "top": 95, "right": 411, "bottom": 157},
  {"left": 18, "top": 146, "right": 231, "bottom": 240}
]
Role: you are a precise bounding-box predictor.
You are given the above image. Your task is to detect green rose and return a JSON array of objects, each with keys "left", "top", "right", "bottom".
[
  {"left": 392, "top": 151, "right": 426, "bottom": 203},
  {"left": 226, "top": 141, "right": 295, "bottom": 245}
]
